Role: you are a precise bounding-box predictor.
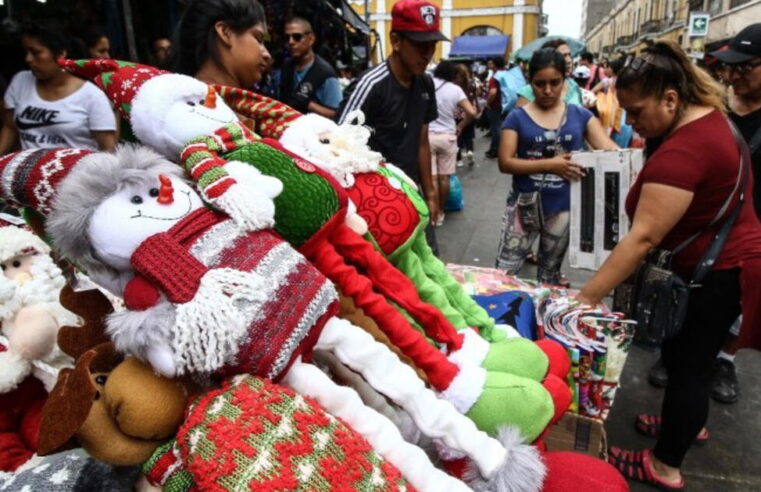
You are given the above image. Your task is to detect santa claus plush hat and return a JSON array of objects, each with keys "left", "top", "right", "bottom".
[
  {"left": 58, "top": 59, "right": 169, "bottom": 121},
  {"left": 0, "top": 213, "right": 50, "bottom": 262}
]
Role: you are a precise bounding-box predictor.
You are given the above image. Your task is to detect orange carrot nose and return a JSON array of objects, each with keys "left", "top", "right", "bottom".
[
  {"left": 203, "top": 86, "right": 217, "bottom": 109},
  {"left": 158, "top": 174, "right": 174, "bottom": 204}
]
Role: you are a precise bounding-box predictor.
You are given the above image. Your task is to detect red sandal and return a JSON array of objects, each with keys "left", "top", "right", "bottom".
[
  {"left": 635, "top": 414, "right": 710, "bottom": 445},
  {"left": 608, "top": 447, "right": 685, "bottom": 491}
]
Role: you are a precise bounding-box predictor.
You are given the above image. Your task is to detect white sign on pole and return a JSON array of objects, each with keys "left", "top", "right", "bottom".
[{"left": 688, "top": 12, "right": 711, "bottom": 37}]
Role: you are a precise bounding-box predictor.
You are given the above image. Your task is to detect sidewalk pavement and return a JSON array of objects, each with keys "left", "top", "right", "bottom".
[{"left": 436, "top": 129, "right": 761, "bottom": 491}]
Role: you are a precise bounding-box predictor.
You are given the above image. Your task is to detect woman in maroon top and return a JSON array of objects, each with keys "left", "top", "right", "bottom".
[{"left": 576, "top": 41, "right": 761, "bottom": 490}]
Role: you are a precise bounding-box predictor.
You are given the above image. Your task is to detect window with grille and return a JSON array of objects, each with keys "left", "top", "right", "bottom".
[{"left": 729, "top": 0, "right": 751, "bottom": 7}]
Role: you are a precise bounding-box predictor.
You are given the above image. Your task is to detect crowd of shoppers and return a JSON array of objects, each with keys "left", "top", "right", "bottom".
[{"left": 0, "top": 4, "right": 759, "bottom": 489}]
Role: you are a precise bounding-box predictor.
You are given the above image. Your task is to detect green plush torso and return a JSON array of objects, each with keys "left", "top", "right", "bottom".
[{"left": 224, "top": 142, "right": 341, "bottom": 248}]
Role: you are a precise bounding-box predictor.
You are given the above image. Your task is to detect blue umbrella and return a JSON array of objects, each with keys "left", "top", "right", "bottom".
[{"left": 513, "top": 36, "right": 586, "bottom": 62}]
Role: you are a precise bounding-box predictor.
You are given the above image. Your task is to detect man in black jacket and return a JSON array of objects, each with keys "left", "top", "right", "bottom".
[
  {"left": 336, "top": 0, "right": 448, "bottom": 251},
  {"left": 279, "top": 18, "right": 343, "bottom": 119}
]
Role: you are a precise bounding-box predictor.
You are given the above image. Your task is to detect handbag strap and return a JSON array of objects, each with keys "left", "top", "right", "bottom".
[
  {"left": 539, "top": 103, "right": 569, "bottom": 190},
  {"left": 671, "top": 118, "right": 746, "bottom": 256},
  {"left": 689, "top": 120, "right": 750, "bottom": 285}
]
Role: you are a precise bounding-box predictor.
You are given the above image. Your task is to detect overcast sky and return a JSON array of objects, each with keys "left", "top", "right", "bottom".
[{"left": 544, "top": 0, "right": 583, "bottom": 39}]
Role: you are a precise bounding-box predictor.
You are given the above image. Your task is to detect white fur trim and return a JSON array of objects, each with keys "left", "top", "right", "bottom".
[
  {"left": 210, "top": 183, "right": 277, "bottom": 231},
  {"left": 447, "top": 328, "right": 490, "bottom": 368},
  {"left": 464, "top": 426, "right": 546, "bottom": 492},
  {"left": 438, "top": 363, "right": 487, "bottom": 415},
  {"left": 0, "top": 341, "right": 33, "bottom": 393},
  {"left": 315, "top": 317, "right": 506, "bottom": 481},
  {"left": 282, "top": 358, "right": 470, "bottom": 492},
  {"left": 0, "top": 226, "right": 50, "bottom": 263}
]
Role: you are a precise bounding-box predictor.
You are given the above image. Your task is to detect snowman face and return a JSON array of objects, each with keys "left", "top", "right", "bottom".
[
  {"left": 162, "top": 85, "right": 238, "bottom": 152},
  {"left": 88, "top": 174, "right": 204, "bottom": 270}
]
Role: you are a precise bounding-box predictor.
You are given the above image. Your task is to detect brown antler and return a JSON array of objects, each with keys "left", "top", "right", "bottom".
[
  {"left": 57, "top": 285, "right": 114, "bottom": 360},
  {"left": 37, "top": 342, "right": 122, "bottom": 455}
]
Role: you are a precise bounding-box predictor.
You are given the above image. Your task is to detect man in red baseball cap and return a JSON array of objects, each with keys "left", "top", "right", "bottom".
[{"left": 337, "top": 0, "right": 448, "bottom": 254}]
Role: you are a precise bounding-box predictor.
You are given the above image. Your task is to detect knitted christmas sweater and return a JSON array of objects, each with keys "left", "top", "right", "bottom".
[
  {"left": 124, "top": 208, "right": 338, "bottom": 380},
  {"left": 182, "top": 123, "right": 345, "bottom": 249}
]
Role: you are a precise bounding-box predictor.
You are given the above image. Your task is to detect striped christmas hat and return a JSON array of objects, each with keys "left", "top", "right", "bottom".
[
  {"left": 0, "top": 148, "right": 95, "bottom": 216},
  {"left": 214, "top": 85, "right": 302, "bottom": 139},
  {"left": 59, "top": 58, "right": 168, "bottom": 120}
]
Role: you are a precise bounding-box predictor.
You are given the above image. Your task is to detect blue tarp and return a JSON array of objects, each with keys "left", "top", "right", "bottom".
[{"left": 448, "top": 35, "right": 510, "bottom": 58}]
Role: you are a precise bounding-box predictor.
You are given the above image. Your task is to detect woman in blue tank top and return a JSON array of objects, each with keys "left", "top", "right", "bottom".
[{"left": 495, "top": 48, "right": 617, "bottom": 285}]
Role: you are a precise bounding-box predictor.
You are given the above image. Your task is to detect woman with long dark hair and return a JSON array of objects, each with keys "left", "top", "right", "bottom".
[
  {"left": 495, "top": 48, "right": 615, "bottom": 284},
  {"left": 172, "top": 0, "right": 271, "bottom": 90},
  {"left": 576, "top": 41, "right": 761, "bottom": 490}
]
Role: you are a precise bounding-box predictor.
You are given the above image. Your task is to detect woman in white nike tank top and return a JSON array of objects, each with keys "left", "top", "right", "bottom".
[{"left": 0, "top": 22, "right": 116, "bottom": 154}]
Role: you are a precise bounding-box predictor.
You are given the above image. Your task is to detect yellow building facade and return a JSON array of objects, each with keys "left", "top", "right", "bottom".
[{"left": 350, "top": 0, "right": 545, "bottom": 62}]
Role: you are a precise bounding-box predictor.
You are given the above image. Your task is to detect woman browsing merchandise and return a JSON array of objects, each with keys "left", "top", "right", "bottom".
[
  {"left": 495, "top": 48, "right": 616, "bottom": 285},
  {"left": 576, "top": 41, "right": 761, "bottom": 491}
]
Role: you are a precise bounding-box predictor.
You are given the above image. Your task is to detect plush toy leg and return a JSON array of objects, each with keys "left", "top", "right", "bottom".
[
  {"left": 448, "top": 328, "right": 550, "bottom": 382},
  {"left": 330, "top": 224, "right": 463, "bottom": 351},
  {"left": 305, "top": 241, "right": 459, "bottom": 390},
  {"left": 281, "top": 358, "right": 470, "bottom": 492},
  {"left": 316, "top": 318, "right": 549, "bottom": 475},
  {"left": 481, "top": 337, "right": 550, "bottom": 381},
  {"left": 392, "top": 240, "right": 470, "bottom": 330},
  {"left": 411, "top": 231, "right": 498, "bottom": 339}
]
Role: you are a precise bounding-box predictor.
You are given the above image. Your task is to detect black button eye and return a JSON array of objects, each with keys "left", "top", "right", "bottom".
[
  {"left": 131, "top": 195, "right": 143, "bottom": 205},
  {"left": 95, "top": 374, "right": 107, "bottom": 385},
  {"left": 319, "top": 138, "right": 330, "bottom": 144},
  {"left": 12, "top": 260, "right": 21, "bottom": 268},
  {"left": 186, "top": 101, "right": 196, "bottom": 106},
  {"left": 149, "top": 188, "right": 159, "bottom": 197}
]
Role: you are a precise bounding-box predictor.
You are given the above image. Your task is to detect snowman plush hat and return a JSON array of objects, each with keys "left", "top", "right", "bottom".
[{"left": 0, "top": 146, "right": 551, "bottom": 492}]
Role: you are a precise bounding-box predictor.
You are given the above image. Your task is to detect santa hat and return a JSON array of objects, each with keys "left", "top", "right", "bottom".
[
  {"left": 214, "top": 84, "right": 302, "bottom": 139},
  {"left": 0, "top": 214, "right": 50, "bottom": 262},
  {"left": 58, "top": 58, "right": 168, "bottom": 121},
  {"left": 59, "top": 59, "right": 224, "bottom": 160}
]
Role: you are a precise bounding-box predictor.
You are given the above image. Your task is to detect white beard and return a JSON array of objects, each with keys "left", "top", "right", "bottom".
[
  {"left": 0, "top": 255, "right": 76, "bottom": 392},
  {"left": 281, "top": 117, "right": 384, "bottom": 188},
  {"left": 0, "top": 255, "right": 77, "bottom": 329}
]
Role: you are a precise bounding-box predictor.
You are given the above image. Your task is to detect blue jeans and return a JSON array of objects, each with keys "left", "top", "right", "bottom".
[{"left": 487, "top": 107, "right": 502, "bottom": 153}]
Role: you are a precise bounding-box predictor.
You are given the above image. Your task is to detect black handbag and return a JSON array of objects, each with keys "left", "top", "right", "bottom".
[{"left": 614, "top": 121, "right": 750, "bottom": 350}]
